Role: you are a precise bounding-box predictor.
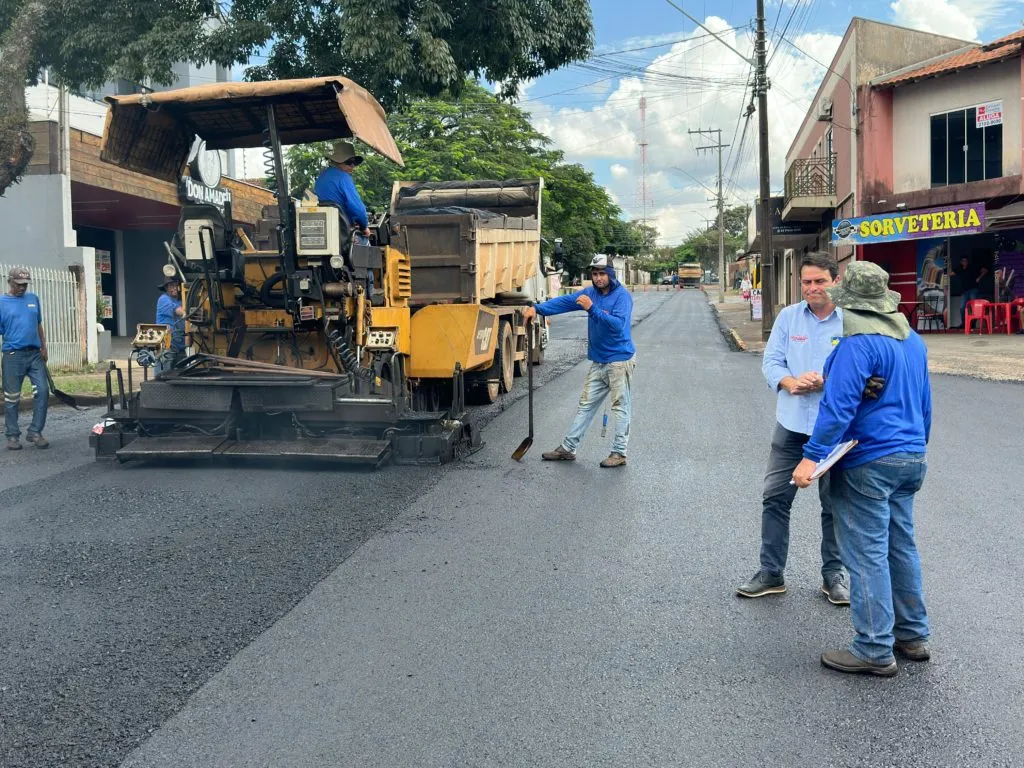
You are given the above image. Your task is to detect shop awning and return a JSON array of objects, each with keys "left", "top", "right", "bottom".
[
  {"left": 985, "top": 200, "right": 1024, "bottom": 230},
  {"left": 100, "top": 76, "right": 405, "bottom": 183}
]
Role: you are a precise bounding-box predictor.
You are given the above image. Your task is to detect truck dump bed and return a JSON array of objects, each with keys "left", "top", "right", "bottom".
[{"left": 391, "top": 180, "right": 542, "bottom": 305}]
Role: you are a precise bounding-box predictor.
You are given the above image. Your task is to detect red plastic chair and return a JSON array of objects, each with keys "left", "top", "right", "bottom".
[
  {"left": 1011, "top": 298, "right": 1024, "bottom": 334},
  {"left": 964, "top": 300, "right": 992, "bottom": 334}
]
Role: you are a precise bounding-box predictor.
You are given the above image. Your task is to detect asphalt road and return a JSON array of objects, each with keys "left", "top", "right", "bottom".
[{"left": 2, "top": 289, "right": 1022, "bottom": 768}]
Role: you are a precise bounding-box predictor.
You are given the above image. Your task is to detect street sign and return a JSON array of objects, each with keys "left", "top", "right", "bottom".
[{"left": 751, "top": 289, "right": 763, "bottom": 320}]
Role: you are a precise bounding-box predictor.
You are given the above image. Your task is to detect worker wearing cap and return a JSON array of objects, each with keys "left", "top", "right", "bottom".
[
  {"left": 522, "top": 254, "right": 636, "bottom": 467},
  {"left": 155, "top": 276, "right": 186, "bottom": 373},
  {"left": 314, "top": 140, "right": 371, "bottom": 245},
  {"left": 1, "top": 267, "right": 49, "bottom": 450}
]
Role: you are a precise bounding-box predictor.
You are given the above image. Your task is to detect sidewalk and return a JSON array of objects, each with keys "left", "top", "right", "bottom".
[{"left": 711, "top": 291, "right": 1024, "bottom": 383}]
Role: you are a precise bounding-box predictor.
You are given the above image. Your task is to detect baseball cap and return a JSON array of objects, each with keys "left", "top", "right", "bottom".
[{"left": 7, "top": 267, "right": 30, "bottom": 285}]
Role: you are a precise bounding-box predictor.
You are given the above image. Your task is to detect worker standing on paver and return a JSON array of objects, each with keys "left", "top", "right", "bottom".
[
  {"left": 522, "top": 255, "right": 635, "bottom": 468},
  {"left": 737, "top": 253, "right": 849, "bottom": 604}
]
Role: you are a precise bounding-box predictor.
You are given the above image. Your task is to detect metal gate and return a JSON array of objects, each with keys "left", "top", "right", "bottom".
[{"left": 0, "top": 263, "right": 82, "bottom": 370}]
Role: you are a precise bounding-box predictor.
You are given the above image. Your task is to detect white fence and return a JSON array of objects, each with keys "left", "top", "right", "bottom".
[{"left": 0, "top": 263, "right": 83, "bottom": 370}]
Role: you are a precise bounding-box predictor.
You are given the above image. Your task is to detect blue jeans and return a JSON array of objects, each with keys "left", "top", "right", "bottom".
[
  {"left": 562, "top": 359, "right": 634, "bottom": 456},
  {"left": 3, "top": 349, "right": 48, "bottom": 438},
  {"left": 760, "top": 423, "right": 845, "bottom": 580},
  {"left": 960, "top": 287, "right": 981, "bottom": 326},
  {"left": 831, "top": 453, "right": 929, "bottom": 664}
]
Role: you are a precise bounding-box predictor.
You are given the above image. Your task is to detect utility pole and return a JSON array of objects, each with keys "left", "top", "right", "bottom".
[
  {"left": 689, "top": 128, "right": 728, "bottom": 304},
  {"left": 755, "top": 0, "right": 775, "bottom": 339}
]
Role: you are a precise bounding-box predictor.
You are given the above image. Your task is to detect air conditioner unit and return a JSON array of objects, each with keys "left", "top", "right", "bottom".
[{"left": 816, "top": 98, "right": 833, "bottom": 122}]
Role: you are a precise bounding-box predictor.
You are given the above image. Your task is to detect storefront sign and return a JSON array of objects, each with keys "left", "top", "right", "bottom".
[
  {"left": 96, "top": 248, "right": 112, "bottom": 275},
  {"left": 831, "top": 203, "right": 985, "bottom": 246},
  {"left": 179, "top": 176, "right": 232, "bottom": 209},
  {"left": 750, "top": 289, "right": 763, "bottom": 320},
  {"left": 977, "top": 101, "right": 1003, "bottom": 129}
]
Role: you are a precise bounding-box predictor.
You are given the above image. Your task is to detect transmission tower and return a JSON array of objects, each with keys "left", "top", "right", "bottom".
[{"left": 635, "top": 96, "right": 654, "bottom": 254}]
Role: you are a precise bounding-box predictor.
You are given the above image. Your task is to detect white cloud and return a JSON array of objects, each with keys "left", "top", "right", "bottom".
[
  {"left": 890, "top": 0, "right": 1021, "bottom": 42},
  {"left": 523, "top": 18, "right": 843, "bottom": 245}
]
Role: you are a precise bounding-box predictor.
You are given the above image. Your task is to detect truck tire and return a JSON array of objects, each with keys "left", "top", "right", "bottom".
[
  {"left": 497, "top": 320, "right": 514, "bottom": 393},
  {"left": 466, "top": 320, "right": 513, "bottom": 403}
]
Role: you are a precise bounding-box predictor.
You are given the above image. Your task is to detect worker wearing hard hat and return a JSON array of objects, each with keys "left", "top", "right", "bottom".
[{"left": 314, "top": 140, "right": 371, "bottom": 244}]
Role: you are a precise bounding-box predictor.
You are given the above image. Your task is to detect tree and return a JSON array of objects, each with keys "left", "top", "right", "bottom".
[
  {"left": 236, "top": 0, "right": 594, "bottom": 109},
  {"left": 0, "top": 0, "right": 594, "bottom": 195}
]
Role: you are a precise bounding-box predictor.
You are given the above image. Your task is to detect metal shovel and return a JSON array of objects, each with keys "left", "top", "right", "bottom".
[
  {"left": 511, "top": 318, "right": 534, "bottom": 461},
  {"left": 45, "top": 367, "right": 81, "bottom": 410}
]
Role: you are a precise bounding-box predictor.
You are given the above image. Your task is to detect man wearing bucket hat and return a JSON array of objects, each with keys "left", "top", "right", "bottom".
[
  {"left": 522, "top": 254, "right": 635, "bottom": 467},
  {"left": 314, "top": 140, "right": 371, "bottom": 244},
  {"left": 792, "top": 261, "right": 932, "bottom": 677},
  {"left": 1, "top": 267, "right": 49, "bottom": 449},
  {"left": 155, "top": 275, "right": 186, "bottom": 373}
]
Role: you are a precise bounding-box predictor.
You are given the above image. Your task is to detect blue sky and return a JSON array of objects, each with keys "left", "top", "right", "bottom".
[{"left": 514, "top": 0, "right": 1024, "bottom": 243}]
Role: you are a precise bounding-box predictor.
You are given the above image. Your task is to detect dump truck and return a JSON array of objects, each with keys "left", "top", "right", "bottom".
[
  {"left": 677, "top": 262, "right": 703, "bottom": 288},
  {"left": 88, "top": 77, "right": 550, "bottom": 467}
]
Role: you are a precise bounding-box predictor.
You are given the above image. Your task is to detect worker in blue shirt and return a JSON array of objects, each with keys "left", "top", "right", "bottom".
[
  {"left": 313, "top": 140, "right": 371, "bottom": 245},
  {"left": 155, "top": 276, "right": 186, "bottom": 373},
  {"left": 1, "top": 267, "right": 49, "bottom": 450},
  {"left": 522, "top": 255, "right": 635, "bottom": 468},
  {"left": 793, "top": 261, "right": 932, "bottom": 677},
  {"left": 737, "top": 253, "right": 850, "bottom": 605}
]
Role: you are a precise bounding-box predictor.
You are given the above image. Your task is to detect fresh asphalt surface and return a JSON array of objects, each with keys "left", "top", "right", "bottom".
[{"left": 1, "top": 289, "right": 1021, "bottom": 767}]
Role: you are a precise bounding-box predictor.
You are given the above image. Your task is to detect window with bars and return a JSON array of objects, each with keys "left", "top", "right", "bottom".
[{"left": 930, "top": 107, "right": 1002, "bottom": 187}]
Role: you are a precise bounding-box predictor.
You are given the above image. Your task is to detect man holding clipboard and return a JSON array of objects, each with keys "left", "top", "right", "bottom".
[{"left": 792, "top": 262, "right": 932, "bottom": 678}]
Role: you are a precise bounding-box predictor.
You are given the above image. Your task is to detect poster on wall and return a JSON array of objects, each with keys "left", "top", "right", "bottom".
[
  {"left": 976, "top": 101, "right": 1003, "bottom": 129},
  {"left": 101, "top": 295, "right": 114, "bottom": 320},
  {"left": 96, "top": 249, "right": 112, "bottom": 275},
  {"left": 916, "top": 238, "right": 950, "bottom": 330}
]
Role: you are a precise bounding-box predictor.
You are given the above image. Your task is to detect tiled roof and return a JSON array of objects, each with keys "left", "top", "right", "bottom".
[{"left": 875, "top": 29, "right": 1023, "bottom": 88}]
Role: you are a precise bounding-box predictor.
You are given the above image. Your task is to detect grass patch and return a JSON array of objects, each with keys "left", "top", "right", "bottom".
[{"left": 21, "top": 374, "right": 109, "bottom": 396}]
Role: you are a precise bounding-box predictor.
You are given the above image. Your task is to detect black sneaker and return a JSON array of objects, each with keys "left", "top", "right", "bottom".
[
  {"left": 736, "top": 570, "right": 786, "bottom": 598},
  {"left": 821, "top": 572, "right": 851, "bottom": 606},
  {"left": 894, "top": 640, "right": 930, "bottom": 661}
]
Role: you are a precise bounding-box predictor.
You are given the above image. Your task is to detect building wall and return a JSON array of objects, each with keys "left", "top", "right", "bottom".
[
  {"left": 891, "top": 58, "right": 1022, "bottom": 193},
  {"left": 0, "top": 175, "right": 76, "bottom": 269},
  {"left": 122, "top": 229, "right": 176, "bottom": 334}
]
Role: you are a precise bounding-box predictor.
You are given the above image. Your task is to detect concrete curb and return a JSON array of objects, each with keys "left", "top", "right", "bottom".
[
  {"left": 17, "top": 393, "right": 107, "bottom": 412},
  {"left": 708, "top": 302, "right": 745, "bottom": 353}
]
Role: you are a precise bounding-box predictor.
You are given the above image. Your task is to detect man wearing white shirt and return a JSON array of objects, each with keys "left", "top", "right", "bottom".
[{"left": 737, "top": 253, "right": 850, "bottom": 605}]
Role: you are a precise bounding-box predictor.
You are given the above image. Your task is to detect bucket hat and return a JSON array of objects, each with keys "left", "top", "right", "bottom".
[
  {"left": 324, "top": 140, "right": 363, "bottom": 166},
  {"left": 826, "top": 261, "right": 901, "bottom": 314}
]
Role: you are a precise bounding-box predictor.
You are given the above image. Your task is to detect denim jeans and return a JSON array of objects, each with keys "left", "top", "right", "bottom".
[
  {"left": 562, "top": 359, "right": 634, "bottom": 456},
  {"left": 960, "top": 286, "right": 981, "bottom": 326},
  {"left": 760, "top": 423, "right": 845, "bottom": 580},
  {"left": 3, "top": 349, "right": 48, "bottom": 438},
  {"left": 831, "top": 453, "right": 929, "bottom": 664}
]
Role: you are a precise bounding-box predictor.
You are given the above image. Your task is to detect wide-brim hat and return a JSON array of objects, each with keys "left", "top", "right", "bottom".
[
  {"left": 826, "top": 261, "right": 901, "bottom": 314},
  {"left": 325, "top": 140, "right": 364, "bottom": 166},
  {"left": 158, "top": 276, "right": 182, "bottom": 291}
]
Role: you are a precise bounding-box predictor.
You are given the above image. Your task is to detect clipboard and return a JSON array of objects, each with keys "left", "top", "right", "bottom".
[{"left": 790, "top": 439, "right": 858, "bottom": 484}]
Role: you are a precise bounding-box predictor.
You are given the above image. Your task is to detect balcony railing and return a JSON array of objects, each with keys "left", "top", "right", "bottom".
[{"left": 784, "top": 155, "right": 836, "bottom": 200}]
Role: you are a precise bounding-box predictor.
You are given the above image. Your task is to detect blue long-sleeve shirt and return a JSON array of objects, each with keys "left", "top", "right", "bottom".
[
  {"left": 313, "top": 167, "right": 368, "bottom": 229},
  {"left": 803, "top": 331, "right": 931, "bottom": 470},
  {"left": 534, "top": 284, "right": 635, "bottom": 363},
  {"left": 762, "top": 301, "right": 844, "bottom": 435},
  {"left": 156, "top": 293, "right": 185, "bottom": 352},
  {"left": 0, "top": 292, "right": 43, "bottom": 351}
]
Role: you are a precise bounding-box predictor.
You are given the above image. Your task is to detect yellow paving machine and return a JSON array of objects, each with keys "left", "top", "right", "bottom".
[{"left": 90, "top": 77, "right": 548, "bottom": 466}]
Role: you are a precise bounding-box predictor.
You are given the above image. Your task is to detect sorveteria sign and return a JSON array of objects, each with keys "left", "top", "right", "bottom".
[{"left": 832, "top": 203, "right": 985, "bottom": 245}]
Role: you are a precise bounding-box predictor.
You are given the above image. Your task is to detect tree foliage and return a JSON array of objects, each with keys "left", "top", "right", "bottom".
[
  {"left": 638, "top": 204, "right": 751, "bottom": 277},
  {"left": 0, "top": 0, "right": 594, "bottom": 195},
  {"left": 283, "top": 82, "right": 647, "bottom": 276}
]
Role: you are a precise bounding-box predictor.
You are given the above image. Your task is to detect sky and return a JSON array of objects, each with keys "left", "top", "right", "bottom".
[{"left": 514, "top": 0, "right": 1024, "bottom": 245}]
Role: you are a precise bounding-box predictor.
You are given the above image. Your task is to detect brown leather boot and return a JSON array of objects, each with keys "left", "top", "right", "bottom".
[
  {"left": 541, "top": 446, "right": 575, "bottom": 461},
  {"left": 600, "top": 453, "right": 627, "bottom": 468}
]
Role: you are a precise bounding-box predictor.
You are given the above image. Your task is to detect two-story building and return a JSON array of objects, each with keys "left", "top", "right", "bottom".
[{"left": 779, "top": 19, "right": 1024, "bottom": 329}]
